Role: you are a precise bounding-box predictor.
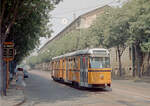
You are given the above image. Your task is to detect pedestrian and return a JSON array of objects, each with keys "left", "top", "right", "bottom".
[{"left": 16, "top": 68, "right": 26, "bottom": 90}]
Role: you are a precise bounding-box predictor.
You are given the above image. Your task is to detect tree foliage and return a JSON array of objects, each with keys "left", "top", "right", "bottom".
[
  {"left": 90, "top": 7, "right": 130, "bottom": 76},
  {"left": 0, "top": 0, "right": 61, "bottom": 63},
  {"left": 124, "top": 0, "right": 150, "bottom": 77},
  {"left": 26, "top": 29, "right": 99, "bottom": 65}
]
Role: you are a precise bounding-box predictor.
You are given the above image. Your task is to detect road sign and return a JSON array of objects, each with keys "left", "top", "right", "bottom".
[
  {"left": 3, "top": 42, "right": 15, "bottom": 89},
  {"left": 3, "top": 42, "right": 15, "bottom": 61}
]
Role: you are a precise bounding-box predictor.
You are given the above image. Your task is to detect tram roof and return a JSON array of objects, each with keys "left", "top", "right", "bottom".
[{"left": 52, "top": 48, "right": 109, "bottom": 60}]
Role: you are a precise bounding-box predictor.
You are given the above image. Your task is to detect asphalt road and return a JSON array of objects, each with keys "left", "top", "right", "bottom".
[{"left": 23, "top": 70, "right": 150, "bottom": 106}]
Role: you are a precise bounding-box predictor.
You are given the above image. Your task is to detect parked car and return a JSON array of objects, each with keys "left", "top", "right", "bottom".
[{"left": 23, "top": 70, "right": 29, "bottom": 78}]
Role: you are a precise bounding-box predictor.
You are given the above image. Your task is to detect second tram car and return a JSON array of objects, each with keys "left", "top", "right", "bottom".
[{"left": 51, "top": 48, "right": 111, "bottom": 88}]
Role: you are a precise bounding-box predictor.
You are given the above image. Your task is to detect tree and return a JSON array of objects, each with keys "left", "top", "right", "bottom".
[
  {"left": 77, "top": 29, "right": 99, "bottom": 49},
  {"left": 124, "top": 0, "right": 150, "bottom": 77},
  {"left": 90, "top": 7, "right": 130, "bottom": 76},
  {"left": 0, "top": 0, "right": 61, "bottom": 96}
]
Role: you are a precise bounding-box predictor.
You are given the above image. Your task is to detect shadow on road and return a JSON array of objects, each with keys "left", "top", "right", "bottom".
[{"left": 55, "top": 81, "right": 112, "bottom": 92}]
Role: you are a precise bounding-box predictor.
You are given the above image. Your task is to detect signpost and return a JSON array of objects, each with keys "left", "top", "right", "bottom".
[{"left": 3, "top": 42, "right": 15, "bottom": 89}]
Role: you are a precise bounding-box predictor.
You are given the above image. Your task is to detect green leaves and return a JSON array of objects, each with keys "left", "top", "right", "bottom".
[
  {"left": 90, "top": 7, "right": 130, "bottom": 49},
  {"left": 141, "top": 39, "right": 150, "bottom": 52},
  {"left": 3, "top": 0, "right": 62, "bottom": 63},
  {"left": 27, "top": 28, "right": 100, "bottom": 65},
  {"left": 125, "top": 0, "right": 150, "bottom": 52},
  {"left": 91, "top": 0, "right": 150, "bottom": 53}
]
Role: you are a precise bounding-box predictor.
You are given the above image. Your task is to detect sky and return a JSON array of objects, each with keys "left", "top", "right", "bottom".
[{"left": 39, "top": 0, "right": 124, "bottom": 48}]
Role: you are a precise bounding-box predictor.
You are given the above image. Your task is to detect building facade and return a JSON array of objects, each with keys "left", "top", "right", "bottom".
[{"left": 39, "top": 5, "right": 110, "bottom": 54}]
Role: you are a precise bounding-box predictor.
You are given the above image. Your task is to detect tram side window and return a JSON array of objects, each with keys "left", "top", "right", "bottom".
[
  {"left": 62, "top": 60, "right": 64, "bottom": 70},
  {"left": 55, "top": 62, "right": 57, "bottom": 70},
  {"left": 72, "top": 59, "right": 74, "bottom": 70},
  {"left": 105, "top": 57, "right": 110, "bottom": 68},
  {"left": 74, "top": 58, "right": 78, "bottom": 70},
  {"left": 53, "top": 62, "right": 55, "bottom": 70},
  {"left": 67, "top": 59, "right": 69, "bottom": 70},
  {"left": 70, "top": 59, "right": 73, "bottom": 70},
  {"left": 68, "top": 59, "right": 70, "bottom": 70},
  {"left": 73, "top": 58, "right": 75, "bottom": 69},
  {"left": 56, "top": 62, "right": 59, "bottom": 70},
  {"left": 51, "top": 62, "right": 53, "bottom": 70},
  {"left": 58, "top": 61, "right": 60, "bottom": 70},
  {"left": 71, "top": 59, "right": 74, "bottom": 70},
  {"left": 54, "top": 62, "right": 55, "bottom": 70}
]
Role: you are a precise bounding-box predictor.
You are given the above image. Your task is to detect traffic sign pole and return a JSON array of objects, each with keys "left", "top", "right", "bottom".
[{"left": 6, "top": 60, "right": 9, "bottom": 89}]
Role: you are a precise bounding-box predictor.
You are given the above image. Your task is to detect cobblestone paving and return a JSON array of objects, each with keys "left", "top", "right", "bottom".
[{"left": 22, "top": 70, "right": 150, "bottom": 106}]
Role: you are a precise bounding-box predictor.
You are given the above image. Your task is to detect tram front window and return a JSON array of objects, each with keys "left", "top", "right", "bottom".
[{"left": 89, "top": 57, "right": 110, "bottom": 68}]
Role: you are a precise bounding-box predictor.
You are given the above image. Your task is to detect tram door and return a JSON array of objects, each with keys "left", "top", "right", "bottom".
[{"left": 80, "top": 56, "right": 88, "bottom": 87}]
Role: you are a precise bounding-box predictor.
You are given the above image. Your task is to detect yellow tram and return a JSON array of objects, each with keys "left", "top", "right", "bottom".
[{"left": 51, "top": 48, "right": 111, "bottom": 88}]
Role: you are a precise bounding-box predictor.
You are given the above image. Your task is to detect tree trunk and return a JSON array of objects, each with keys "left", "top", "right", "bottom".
[
  {"left": 135, "top": 44, "right": 143, "bottom": 78},
  {"left": 148, "top": 52, "right": 150, "bottom": 65},
  {"left": 132, "top": 45, "right": 136, "bottom": 77},
  {"left": 117, "top": 46, "right": 122, "bottom": 77},
  {"left": 118, "top": 54, "right": 122, "bottom": 77},
  {"left": 0, "top": 41, "right": 3, "bottom": 96}
]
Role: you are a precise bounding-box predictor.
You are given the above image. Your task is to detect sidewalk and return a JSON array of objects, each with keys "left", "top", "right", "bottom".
[
  {"left": 134, "top": 76, "right": 150, "bottom": 83},
  {"left": 1, "top": 80, "right": 25, "bottom": 106},
  {"left": 113, "top": 75, "right": 150, "bottom": 83}
]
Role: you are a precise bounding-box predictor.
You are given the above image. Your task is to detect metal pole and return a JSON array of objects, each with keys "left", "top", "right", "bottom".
[
  {"left": 6, "top": 60, "right": 9, "bottom": 89},
  {"left": 3, "top": 61, "right": 6, "bottom": 96}
]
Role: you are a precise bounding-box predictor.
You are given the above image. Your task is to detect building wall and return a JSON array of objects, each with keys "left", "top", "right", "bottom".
[
  {"left": 80, "top": 15, "right": 96, "bottom": 28},
  {"left": 110, "top": 47, "right": 133, "bottom": 77},
  {"left": 80, "top": 10, "right": 105, "bottom": 28}
]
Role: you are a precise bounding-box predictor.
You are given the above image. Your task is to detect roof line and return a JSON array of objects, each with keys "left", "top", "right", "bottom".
[{"left": 39, "top": 5, "right": 110, "bottom": 52}]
